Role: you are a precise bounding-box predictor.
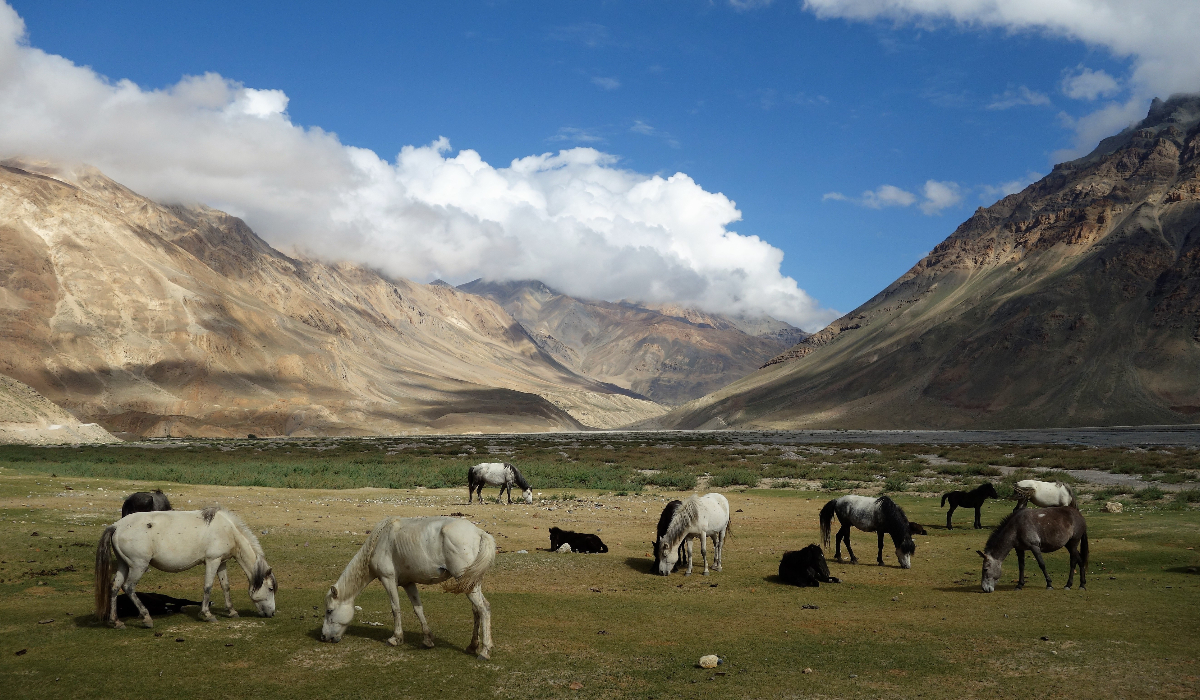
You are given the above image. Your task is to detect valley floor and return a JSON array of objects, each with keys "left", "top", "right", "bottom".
[{"left": 0, "top": 445, "right": 1197, "bottom": 699}]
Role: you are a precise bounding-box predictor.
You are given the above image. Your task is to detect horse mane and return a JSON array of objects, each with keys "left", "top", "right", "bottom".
[
  {"left": 875, "top": 496, "right": 910, "bottom": 532},
  {"left": 657, "top": 500, "right": 682, "bottom": 538},
  {"left": 203, "top": 507, "right": 266, "bottom": 559},
  {"left": 336, "top": 518, "right": 392, "bottom": 595},
  {"left": 985, "top": 511, "right": 1017, "bottom": 551},
  {"left": 661, "top": 496, "right": 699, "bottom": 549},
  {"left": 507, "top": 463, "right": 531, "bottom": 491}
]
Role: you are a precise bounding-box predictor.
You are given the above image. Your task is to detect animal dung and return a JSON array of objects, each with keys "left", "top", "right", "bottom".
[
  {"left": 699, "top": 655, "right": 720, "bottom": 668},
  {"left": 1102, "top": 501, "right": 1123, "bottom": 513}
]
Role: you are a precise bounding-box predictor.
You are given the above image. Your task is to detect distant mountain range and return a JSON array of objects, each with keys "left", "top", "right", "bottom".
[
  {"left": 459, "top": 279, "right": 806, "bottom": 406},
  {"left": 0, "top": 160, "right": 804, "bottom": 437},
  {"left": 650, "top": 95, "right": 1200, "bottom": 430}
]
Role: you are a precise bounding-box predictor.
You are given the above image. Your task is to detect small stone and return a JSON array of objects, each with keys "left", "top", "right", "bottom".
[
  {"left": 515, "top": 550, "right": 528, "bottom": 554},
  {"left": 175, "top": 637, "right": 185, "bottom": 642},
  {"left": 699, "top": 655, "right": 720, "bottom": 668},
  {"left": 569, "top": 681, "right": 583, "bottom": 690},
  {"left": 1041, "top": 636, "right": 1050, "bottom": 641},
  {"left": 891, "top": 596, "right": 899, "bottom": 601},
  {"left": 803, "top": 668, "right": 813, "bottom": 674},
  {"left": 38, "top": 619, "right": 53, "bottom": 624},
  {"left": 556, "top": 543, "right": 572, "bottom": 553},
  {"left": 849, "top": 674, "right": 858, "bottom": 679},
  {"left": 1102, "top": 501, "right": 1123, "bottom": 513}
]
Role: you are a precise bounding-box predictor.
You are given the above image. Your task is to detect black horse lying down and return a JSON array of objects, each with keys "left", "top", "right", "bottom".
[
  {"left": 778, "top": 544, "right": 841, "bottom": 587},
  {"left": 121, "top": 489, "right": 172, "bottom": 518},
  {"left": 941, "top": 483, "right": 1000, "bottom": 529},
  {"left": 549, "top": 527, "right": 608, "bottom": 553},
  {"left": 115, "top": 591, "right": 201, "bottom": 618}
]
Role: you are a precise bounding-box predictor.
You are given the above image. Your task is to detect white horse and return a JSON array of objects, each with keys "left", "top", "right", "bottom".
[
  {"left": 468, "top": 462, "right": 532, "bottom": 504},
  {"left": 656, "top": 493, "right": 730, "bottom": 576},
  {"left": 321, "top": 516, "right": 497, "bottom": 659},
  {"left": 94, "top": 507, "right": 276, "bottom": 628},
  {"left": 1013, "top": 480, "right": 1077, "bottom": 510}
]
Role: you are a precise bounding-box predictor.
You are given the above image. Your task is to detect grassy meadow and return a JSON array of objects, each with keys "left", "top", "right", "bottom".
[{"left": 0, "top": 433, "right": 1197, "bottom": 698}]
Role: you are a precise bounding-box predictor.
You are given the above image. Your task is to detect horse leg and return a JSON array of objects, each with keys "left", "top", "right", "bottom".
[
  {"left": 201, "top": 559, "right": 220, "bottom": 621},
  {"left": 876, "top": 531, "right": 885, "bottom": 566},
  {"left": 468, "top": 482, "right": 474, "bottom": 504},
  {"left": 946, "top": 503, "right": 956, "bottom": 530},
  {"left": 684, "top": 537, "right": 695, "bottom": 576},
  {"left": 122, "top": 561, "right": 155, "bottom": 628},
  {"left": 109, "top": 559, "right": 129, "bottom": 629},
  {"left": 840, "top": 525, "right": 857, "bottom": 563},
  {"left": 974, "top": 506, "right": 983, "bottom": 529},
  {"left": 713, "top": 530, "right": 724, "bottom": 572},
  {"left": 465, "top": 586, "right": 492, "bottom": 660},
  {"left": 403, "top": 583, "right": 435, "bottom": 649},
  {"left": 216, "top": 561, "right": 238, "bottom": 617},
  {"left": 1030, "top": 547, "right": 1052, "bottom": 589},
  {"left": 1016, "top": 550, "right": 1026, "bottom": 590},
  {"left": 1064, "top": 542, "right": 1079, "bottom": 590},
  {"left": 699, "top": 534, "right": 710, "bottom": 576},
  {"left": 376, "top": 575, "right": 405, "bottom": 647}
]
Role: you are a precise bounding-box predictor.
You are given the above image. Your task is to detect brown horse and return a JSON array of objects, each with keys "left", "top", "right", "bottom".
[{"left": 978, "top": 507, "right": 1088, "bottom": 592}]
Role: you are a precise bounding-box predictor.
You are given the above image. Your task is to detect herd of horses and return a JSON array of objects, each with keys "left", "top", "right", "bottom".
[{"left": 92, "top": 463, "right": 1090, "bottom": 660}]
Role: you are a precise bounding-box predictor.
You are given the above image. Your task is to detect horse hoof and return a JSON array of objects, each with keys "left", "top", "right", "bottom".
[
  {"left": 228, "top": 610, "right": 239, "bottom": 618},
  {"left": 142, "top": 619, "right": 154, "bottom": 629},
  {"left": 203, "top": 613, "right": 217, "bottom": 622},
  {"left": 113, "top": 621, "right": 126, "bottom": 630},
  {"left": 476, "top": 651, "right": 490, "bottom": 661},
  {"left": 422, "top": 639, "right": 435, "bottom": 649},
  {"left": 386, "top": 637, "right": 400, "bottom": 647}
]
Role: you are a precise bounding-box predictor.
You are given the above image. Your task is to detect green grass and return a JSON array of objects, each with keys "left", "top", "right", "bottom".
[{"left": 1, "top": 434, "right": 1199, "bottom": 699}]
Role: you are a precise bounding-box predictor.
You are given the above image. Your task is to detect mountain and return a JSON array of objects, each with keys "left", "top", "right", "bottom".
[
  {"left": 652, "top": 95, "right": 1200, "bottom": 430},
  {"left": 457, "top": 279, "right": 807, "bottom": 405},
  {"left": 0, "top": 161, "right": 665, "bottom": 437},
  {"left": 0, "top": 373, "right": 118, "bottom": 444}
]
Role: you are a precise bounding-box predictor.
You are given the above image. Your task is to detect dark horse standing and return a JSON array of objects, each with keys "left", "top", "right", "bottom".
[
  {"left": 941, "top": 483, "right": 999, "bottom": 530},
  {"left": 121, "top": 489, "right": 172, "bottom": 518},
  {"left": 819, "top": 495, "right": 916, "bottom": 568},
  {"left": 979, "top": 506, "right": 1088, "bottom": 592}
]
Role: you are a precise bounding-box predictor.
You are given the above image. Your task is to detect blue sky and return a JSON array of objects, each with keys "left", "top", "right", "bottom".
[{"left": 4, "top": 1, "right": 1193, "bottom": 325}]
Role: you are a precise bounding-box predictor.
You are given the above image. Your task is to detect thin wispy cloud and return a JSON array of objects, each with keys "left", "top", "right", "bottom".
[
  {"left": 0, "top": 4, "right": 834, "bottom": 329},
  {"left": 1061, "top": 66, "right": 1121, "bottom": 101},
  {"left": 591, "top": 76, "right": 621, "bottom": 91},
  {"left": 549, "top": 127, "right": 606, "bottom": 144},
  {"left": 979, "top": 171, "right": 1042, "bottom": 202},
  {"left": 824, "top": 181, "right": 962, "bottom": 215},
  {"left": 630, "top": 120, "right": 681, "bottom": 148},
  {"left": 987, "top": 86, "right": 1051, "bottom": 110},
  {"left": 803, "top": 0, "right": 1200, "bottom": 157},
  {"left": 547, "top": 22, "right": 610, "bottom": 48}
]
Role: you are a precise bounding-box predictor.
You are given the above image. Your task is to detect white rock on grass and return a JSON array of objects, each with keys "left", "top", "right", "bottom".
[
  {"left": 1102, "top": 501, "right": 1123, "bottom": 513},
  {"left": 556, "top": 543, "right": 572, "bottom": 553},
  {"left": 699, "top": 655, "right": 719, "bottom": 669}
]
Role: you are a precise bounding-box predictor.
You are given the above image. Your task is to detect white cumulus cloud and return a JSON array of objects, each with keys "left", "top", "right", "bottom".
[
  {"left": 919, "top": 180, "right": 962, "bottom": 214},
  {"left": 825, "top": 180, "right": 962, "bottom": 215},
  {"left": 0, "top": 3, "right": 835, "bottom": 330},
  {"left": 803, "top": 0, "right": 1200, "bottom": 156}
]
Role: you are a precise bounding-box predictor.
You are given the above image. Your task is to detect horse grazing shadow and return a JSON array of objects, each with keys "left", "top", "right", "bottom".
[
  {"left": 623, "top": 556, "right": 657, "bottom": 575},
  {"left": 304, "top": 625, "right": 468, "bottom": 654}
]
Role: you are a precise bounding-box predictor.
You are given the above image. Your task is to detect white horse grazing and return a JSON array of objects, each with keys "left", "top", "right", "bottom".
[
  {"left": 321, "top": 516, "right": 497, "bottom": 659},
  {"left": 468, "top": 462, "right": 532, "bottom": 504},
  {"left": 1013, "top": 480, "right": 1077, "bottom": 510},
  {"left": 94, "top": 507, "right": 276, "bottom": 629},
  {"left": 656, "top": 493, "right": 730, "bottom": 576}
]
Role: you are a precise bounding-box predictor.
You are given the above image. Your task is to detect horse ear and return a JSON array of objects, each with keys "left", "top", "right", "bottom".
[
  {"left": 976, "top": 550, "right": 985, "bottom": 559},
  {"left": 329, "top": 585, "right": 338, "bottom": 599}
]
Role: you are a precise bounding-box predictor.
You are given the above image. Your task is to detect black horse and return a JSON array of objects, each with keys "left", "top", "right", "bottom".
[
  {"left": 121, "top": 489, "right": 172, "bottom": 518},
  {"left": 549, "top": 527, "right": 608, "bottom": 553},
  {"left": 778, "top": 544, "right": 841, "bottom": 587},
  {"left": 653, "top": 500, "right": 689, "bottom": 572},
  {"left": 940, "top": 483, "right": 999, "bottom": 530}
]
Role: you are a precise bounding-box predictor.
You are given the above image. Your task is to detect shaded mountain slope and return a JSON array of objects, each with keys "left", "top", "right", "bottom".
[
  {"left": 458, "top": 279, "right": 806, "bottom": 405},
  {"left": 0, "top": 373, "right": 118, "bottom": 444},
  {"left": 0, "top": 162, "right": 664, "bottom": 437},
  {"left": 654, "top": 95, "right": 1200, "bottom": 430}
]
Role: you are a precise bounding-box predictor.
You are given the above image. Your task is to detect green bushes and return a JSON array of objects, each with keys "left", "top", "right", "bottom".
[{"left": 709, "top": 469, "right": 760, "bottom": 488}]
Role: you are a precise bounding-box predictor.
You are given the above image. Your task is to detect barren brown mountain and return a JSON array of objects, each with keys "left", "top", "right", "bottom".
[
  {"left": 653, "top": 95, "right": 1200, "bottom": 430},
  {"left": 0, "top": 161, "right": 664, "bottom": 437},
  {"left": 458, "top": 279, "right": 807, "bottom": 405}
]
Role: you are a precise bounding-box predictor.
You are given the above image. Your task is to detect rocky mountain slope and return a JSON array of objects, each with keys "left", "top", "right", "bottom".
[
  {"left": 458, "top": 279, "right": 806, "bottom": 405},
  {"left": 0, "top": 373, "right": 118, "bottom": 444},
  {"left": 0, "top": 161, "right": 664, "bottom": 437},
  {"left": 652, "top": 95, "right": 1200, "bottom": 430}
]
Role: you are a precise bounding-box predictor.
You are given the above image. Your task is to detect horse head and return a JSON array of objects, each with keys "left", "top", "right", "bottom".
[
  {"left": 978, "top": 550, "right": 1002, "bottom": 592},
  {"left": 321, "top": 584, "right": 355, "bottom": 643},
  {"left": 982, "top": 483, "right": 1000, "bottom": 499},
  {"left": 895, "top": 538, "right": 915, "bottom": 569},
  {"left": 521, "top": 488, "right": 533, "bottom": 504},
  {"left": 655, "top": 536, "right": 677, "bottom": 576},
  {"left": 249, "top": 561, "right": 277, "bottom": 617}
]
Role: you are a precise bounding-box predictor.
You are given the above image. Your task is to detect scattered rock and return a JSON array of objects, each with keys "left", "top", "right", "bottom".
[
  {"left": 175, "top": 637, "right": 185, "bottom": 642},
  {"left": 1102, "top": 501, "right": 1123, "bottom": 513},
  {"left": 802, "top": 604, "right": 819, "bottom": 610},
  {"left": 1041, "top": 636, "right": 1050, "bottom": 641},
  {"left": 803, "top": 668, "right": 813, "bottom": 674},
  {"left": 154, "top": 632, "right": 163, "bottom": 637},
  {"left": 699, "top": 655, "right": 720, "bottom": 668},
  {"left": 556, "top": 543, "right": 572, "bottom": 553},
  {"left": 589, "top": 587, "right": 601, "bottom": 593},
  {"left": 891, "top": 596, "right": 899, "bottom": 601},
  {"left": 597, "top": 630, "right": 607, "bottom": 635},
  {"left": 569, "top": 681, "right": 583, "bottom": 690},
  {"left": 849, "top": 674, "right": 857, "bottom": 679},
  {"left": 515, "top": 550, "right": 528, "bottom": 554},
  {"left": 37, "top": 619, "right": 53, "bottom": 624},
  {"left": 30, "top": 532, "right": 37, "bottom": 537}
]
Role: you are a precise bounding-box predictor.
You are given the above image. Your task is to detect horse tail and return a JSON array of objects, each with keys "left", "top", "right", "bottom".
[
  {"left": 819, "top": 499, "right": 838, "bottom": 549},
  {"left": 1079, "top": 529, "right": 1089, "bottom": 569},
  {"left": 940, "top": 492, "right": 949, "bottom": 508},
  {"left": 444, "top": 530, "right": 496, "bottom": 594},
  {"left": 94, "top": 525, "right": 117, "bottom": 621}
]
